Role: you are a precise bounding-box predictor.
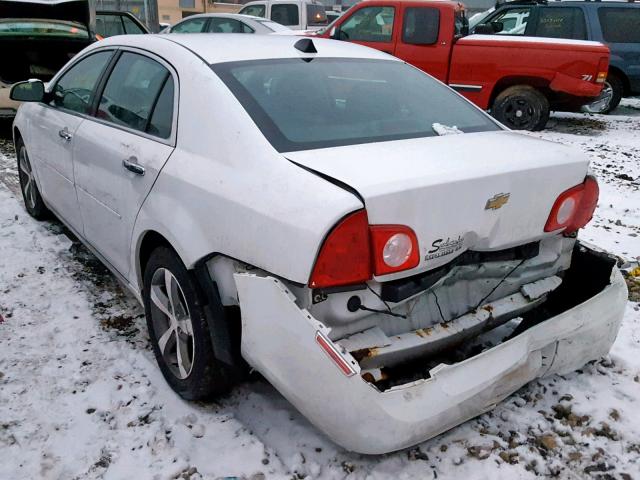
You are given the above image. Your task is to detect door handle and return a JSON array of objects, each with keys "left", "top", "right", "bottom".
[
  {"left": 58, "top": 128, "right": 72, "bottom": 141},
  {"left": 122, "top": 157, "right": 145, "bottom": 176}
]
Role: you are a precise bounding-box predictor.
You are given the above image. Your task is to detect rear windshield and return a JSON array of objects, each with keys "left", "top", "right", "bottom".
[
  {"left": 256, "top": 19, "right": 290, "bottom": 32},
  {"left": 212, "top": 58, "right": 500, "bottom": 152},
  {"left": 0, "top": 19, "right": 89, "bottom": 38},
  {"left": 307, "top": 4, "right": 328, "bottom": 26},
  {"left": 598, "top": 7, "right": 640, "bottom": 43}
]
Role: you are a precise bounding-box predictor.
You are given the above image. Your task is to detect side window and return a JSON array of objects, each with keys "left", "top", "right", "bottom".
[
  {"left": 122, "top": 15, "right": 146, "bottom": 34},
  {"left": 147, "top": 76, "right": 175, "bottom": 139},
  {"left": 95, "top": 14, "right": 125, "bottom": 38},
  {"left": 271, "top": 4, "right": 299, "bottom": 26},
  {"left": 403, "top": 7, "right": 439, "bottom": 45},
  {"left": 340, "top": 6, "right": 395, "bottom": 43},
  {"left": 239, "top": 4, "right": 266, "bottom": 18},
  {"left": 208, "top": 18, "right": 254, "bottom": 33},
  {"left": 96, "top": 52, "right": 172, "bottom": 135},
  {"left": 171, "top": 17, "right": 207, "bottom": 33},
  {"left": 52, "top": 51, "right": 113, "bottom": 114},
  {"left": 535, "top": 7, "right": 586, "bottom": 40},
  {"left": 491, "top": 7, "right": 531, "bottom": 35},
  {"left": 598, "top": 8, "right": 640, "bottom": 43}
]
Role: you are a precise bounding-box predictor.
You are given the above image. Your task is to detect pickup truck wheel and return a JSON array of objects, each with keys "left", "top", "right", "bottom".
[
  {"left": 583, "top": 73, "right": 623, "bottom": 114},
  {"left": 492, "top": 86, "right": 550, "bottom": 131},
  {"left": 16, "top": 138, "right": 49, "bottom": 220},
  {"left": 143, "top": 247, "right": 234, "bottom": 400}
]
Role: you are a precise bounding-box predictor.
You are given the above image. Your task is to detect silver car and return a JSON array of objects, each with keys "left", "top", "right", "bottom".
[{"left": 162, "top": 13, "right": 290, "bottom": 34}]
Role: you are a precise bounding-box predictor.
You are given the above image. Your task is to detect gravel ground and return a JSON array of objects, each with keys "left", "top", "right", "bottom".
[{"left": 0, "top": 101, "right": 639, "bottom": 480}]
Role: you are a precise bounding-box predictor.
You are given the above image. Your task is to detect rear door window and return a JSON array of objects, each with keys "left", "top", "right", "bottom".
[
  {"left": 171, "top": 17, "right": 207, "bottom": 33},
  {"left": 122, "top": 15, "right": 146, "bottom": 34},
  {"left": 207, "top": 18, "right": 254, "bottom": 33},
  {"left": 598, "top": 7, "right": 640, "bottom": 43},
  {"left": 271, "top": 4, "right": 299, "bottom": 26},
  {"left": 239, "top": 4, "right": 266, "bottom": 18},
  {"left": 534, "top": 7, "right": 587, "bottom": 40},
  {"left": 402, "top": 7, "right": 439, "bottom": 45},
  {"left": 340, "top": 6, "right": 395, "bottom": 43},
  {"left": 52, "top": 51, "right": 114, "bottom": 114},
  {"left": 491, "top": 7, "right": 532, "bottom": 35},
  {"left": 96, "top": 52, "right": 173, "bottom": 136}
]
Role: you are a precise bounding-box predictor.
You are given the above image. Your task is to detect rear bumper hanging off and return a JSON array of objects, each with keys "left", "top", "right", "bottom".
[{"left": 234, "top": 243, "right": 627, "bottom": 454}]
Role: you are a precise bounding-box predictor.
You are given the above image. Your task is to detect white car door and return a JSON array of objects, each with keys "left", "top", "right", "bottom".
[
  {"left": 72, "top": 50, "right": 176, "bottom": 276},
  {"left": 29, "top": 51, "right": 115, "bottom": 233}
]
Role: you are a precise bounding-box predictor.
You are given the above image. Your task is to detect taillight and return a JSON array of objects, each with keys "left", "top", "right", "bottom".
[
  {"left": 309, "top": 211, "right": 420, "bottom": 288},
  {"left": 370, "top": 225, "right": 419, "bottom": 276},
  {"left": 596, "top": 57, "right": 608, "bottom": 84},
  {"left": 309, "top": 210, "right": 371, "bottom": 289},
  {"left": 544, "top": 176, "right": 599, "bottom": 234}
]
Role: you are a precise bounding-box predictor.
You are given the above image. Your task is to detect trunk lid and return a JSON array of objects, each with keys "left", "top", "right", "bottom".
[
  {"left": 0, "top": 0, "right": 93, "bottom": 29},
  {"left": 287, "top": 131, "right": 590, "bottom": 279}
]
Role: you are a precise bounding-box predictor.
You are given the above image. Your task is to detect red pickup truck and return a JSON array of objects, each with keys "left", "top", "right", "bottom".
[{"left": 319, "top": 0, "right": 610, "bottom": 130}]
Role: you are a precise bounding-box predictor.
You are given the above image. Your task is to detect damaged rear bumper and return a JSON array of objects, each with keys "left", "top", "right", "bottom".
[{"left": 234, "top": 243, "right": 627, "bottom": 454}]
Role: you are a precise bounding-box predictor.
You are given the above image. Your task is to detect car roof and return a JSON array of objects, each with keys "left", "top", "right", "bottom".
[
  {"left": 495, "top": 0, "right": 638, "bottom": 6},
  {"left": 97, "top": 33, "right": 397, "bottom": 64},
  {"left": 174, "top": 13, "right": 272, "bottom": 21}
]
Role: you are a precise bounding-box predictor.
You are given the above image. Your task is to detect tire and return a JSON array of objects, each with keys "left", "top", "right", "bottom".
[
  {"left": 143, "top": 246, "right": 234, "bottom": 400},
  {"left": 15, "top": 138, "right": 49, "bottom": 220},
  {"left": 584, "top": 72, "right": 624, "bottom": 114},
  {"left": 491, "top": 85, "right": 550, "bottom": 131}
]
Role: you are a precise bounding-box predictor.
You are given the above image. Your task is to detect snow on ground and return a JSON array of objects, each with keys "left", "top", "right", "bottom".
[{"left": 0, "top": 101, "right": 639, "bottom": 480}]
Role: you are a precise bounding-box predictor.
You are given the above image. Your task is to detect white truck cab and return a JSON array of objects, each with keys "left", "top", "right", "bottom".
[{"left": 239, "top": 0, "right": 328, "bottom": 30}]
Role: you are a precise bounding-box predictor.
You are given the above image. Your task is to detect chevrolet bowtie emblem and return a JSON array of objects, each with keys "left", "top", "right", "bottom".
[{"left": 485, "top": 193, "right": 510, "bottom": 210}]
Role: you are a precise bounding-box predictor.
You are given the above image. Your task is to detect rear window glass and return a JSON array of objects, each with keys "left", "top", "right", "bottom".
[
  {"left": 0, "top": 20, "right": 88, "bottom": 38},
  {"left": 598, "top": 7, "right": 640, "bottom": 43},
  {"left": 307, "top": 4, "right": 328, "bottom": 26},
  {"left": 212, "top": 58, "right": 500, "bottom": 152},
  {"left": 271, "top": 4, "right": 299, "bottom": 26},
  {"left": 403, "top": 7, "right": 439, "bottom": 45},
  {"left": 535, "top": 7, "right": 586, "bottom": 40}
]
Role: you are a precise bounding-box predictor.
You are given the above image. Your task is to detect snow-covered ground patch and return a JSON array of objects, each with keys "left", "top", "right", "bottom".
[{"left": 0, "top": 101, "right": 639, "bottom": 479}]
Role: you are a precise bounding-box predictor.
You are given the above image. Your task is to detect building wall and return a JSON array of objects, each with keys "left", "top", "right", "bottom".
[{"left": 157, "top": 0, "right": 243, "bottom": 25}]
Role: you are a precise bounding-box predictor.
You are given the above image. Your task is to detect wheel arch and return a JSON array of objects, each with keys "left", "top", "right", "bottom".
[
  {"left": 607, "top": 66, "right": 630, "bottom": 96},
  {"left": 489, "top": 76, "right": 551, "bottom": 108}
]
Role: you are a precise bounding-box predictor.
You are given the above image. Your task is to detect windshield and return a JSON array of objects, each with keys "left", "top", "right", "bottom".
[
  {"left": 212, "top": 58, "right": 500, "bottom": 152},
  {"left": 0, "top": 19, "right": 89, "bottom": 38},
  {"left": 256, "top": 19, "right": 290, "bottom": 32}
]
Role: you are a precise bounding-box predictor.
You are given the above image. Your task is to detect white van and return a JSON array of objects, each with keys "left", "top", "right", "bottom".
[{"left": 238, "top": 0, "right": 328, "bottom": 30}]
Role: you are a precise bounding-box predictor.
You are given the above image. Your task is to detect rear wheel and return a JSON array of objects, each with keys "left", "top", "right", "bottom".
[
  {"left": 143, "top": 247, "right": 234, "bottom": 400},
  {"left": 491, "top": 85, "right": 550, "bottom": 131},
  {"left": 583, "top": 72, "right": 623, "bottom": 114},
  {"left": 16, "top": 138, "right": 49, "bottom": 220}
]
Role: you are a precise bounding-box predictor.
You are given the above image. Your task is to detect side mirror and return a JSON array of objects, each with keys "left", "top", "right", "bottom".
[
  {"left": 473, "top": 23, "right": 495, "bottom": 34},
  {"left": 491, "top": 21, "right": 504, "bottom": 33},
  {"left": 10, "top": 80, "right": 45, "bottom": 102}
]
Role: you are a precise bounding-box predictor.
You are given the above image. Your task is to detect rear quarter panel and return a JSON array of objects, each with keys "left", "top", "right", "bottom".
[{"left": 450, "top": 36, "right": 609, "bottom": 108}]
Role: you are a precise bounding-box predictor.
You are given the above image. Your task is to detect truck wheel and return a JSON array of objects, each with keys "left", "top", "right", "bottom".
[
  {"left": 16, "top": 137, "right": 49, "bottom": 220},
  {"left": 583, "top": 73, "right": 623, "bottom": 114},
  {"left": 492, "top": 86, "right": 550, "bottom": 131},
  {"left": 143, "top": 246, "right": 235, "bottom": 400}
]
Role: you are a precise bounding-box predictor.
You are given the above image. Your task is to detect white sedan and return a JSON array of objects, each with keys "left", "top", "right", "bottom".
[
  {"left": 161, "top": 13, "right": 290, "bottom": 34},
  {"left": 10, "top": 34, "right": 627, "bottom": 454}
]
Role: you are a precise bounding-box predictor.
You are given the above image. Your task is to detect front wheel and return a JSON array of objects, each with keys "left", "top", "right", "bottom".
[
  {"left": 143, "top": 247, "right": 234, "bottom": 400},
  {"left": 491, "top": 85, "right": 550, "bottom": 131},
  {"left": 16, "top": 138, "right": 49, "bottom": 220}
]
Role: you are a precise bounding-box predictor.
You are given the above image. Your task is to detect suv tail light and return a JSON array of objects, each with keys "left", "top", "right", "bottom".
[
  {"left": 544, "top": 176, "right": 599, "bottom": 234},
  {"left": 309, "top": 211, "right": 420, "bottom": 288}
]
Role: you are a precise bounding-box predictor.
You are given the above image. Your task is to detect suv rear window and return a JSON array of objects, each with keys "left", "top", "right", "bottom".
[
  {"left": 598, "top": 7, "right": 640, "bottom": 43},
  {"left": 535, "top": 7, "right": 586, "bottom": 40},
  {"left": 212, "top": 58, "right": 500, "bottom": 152},
  {"left": 271, "top": 4, "right": 299, "bottom": 26},
  {"left": 307, "top": 4, "right": 328, "bottom": 26}
]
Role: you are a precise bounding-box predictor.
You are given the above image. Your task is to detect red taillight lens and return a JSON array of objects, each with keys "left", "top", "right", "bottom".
[
  {"left": 309, "top": 210, "right": 372, "bottom": 289},
  {"left": 544, "top": 176, "right": 599, "bottom": 234},
  {"left": 370, "top": 225, "right": 420, "bottom": 276}
]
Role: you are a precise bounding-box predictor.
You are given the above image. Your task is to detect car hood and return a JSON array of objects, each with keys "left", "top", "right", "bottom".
[
  {"left": 0, "top": 0, "right": 93, "bottom": 29},
  {"left": 286, "top": 131, "right": 590, "bottom": 279}
]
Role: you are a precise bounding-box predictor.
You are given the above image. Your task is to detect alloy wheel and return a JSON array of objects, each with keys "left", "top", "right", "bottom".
[
  {"left": 149, "top": 268, "right": 195, "bottom": 380},
  {"left": 18, "top": 146, "right": 37, "bottom": 210}
]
